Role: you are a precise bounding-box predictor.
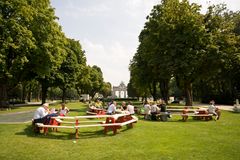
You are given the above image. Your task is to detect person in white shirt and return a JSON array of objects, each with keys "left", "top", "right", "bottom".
[
  {"left": 33, "top": 103, "right": 49, "bottom": 121},
  {"left": 107, "top": 101, "right": 117, "bottom": 115},
  {"left": 58, "top": 103, "right": 69, "bottom": 116},
  {"left": 33, "top": 103, "right": 49, "bottom": 133},
  {"left": 208, "top": 100, "right": 220, "bottom": 120},
  {"left": 127, "top": 101, "right": 135, "bottom": 115},
  {"left": 143, "top": 101, "right": 151, "bottom": 120},
  {"left": 33, "top": 103, "right": 58, "bottom": 132},
  {"left": 150, "top": 102, "right": 160, "bottom": 120}
]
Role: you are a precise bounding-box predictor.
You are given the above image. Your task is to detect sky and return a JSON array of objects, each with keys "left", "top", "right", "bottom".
[{"left": 51, "top": 0, "right": 240, "bottom": 87}]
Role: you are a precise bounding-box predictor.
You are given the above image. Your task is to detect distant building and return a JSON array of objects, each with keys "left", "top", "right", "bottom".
[{"left": 112, "top": 82, "right": 128, "bottom": 98}]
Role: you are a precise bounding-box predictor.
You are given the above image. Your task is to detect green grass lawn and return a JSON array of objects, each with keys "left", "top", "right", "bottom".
[{"left": 0, "top": 102, "right": 239, "bottom": 160}]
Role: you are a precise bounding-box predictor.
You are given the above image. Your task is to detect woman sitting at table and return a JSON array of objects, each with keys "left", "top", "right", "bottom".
[
  {"left": 150, "top": 102, "right": 160, "bottom": 120},
  {"left": 107, "top": 101, "right": 117, "bottom": 115},
  {"left": 182, "top": 106, "right": 189, "bottom": 121},
  {"left": 95, "top": 99, "right": 103, "bottom": 108},
  {"left": 120, "top": 101, "right": 127, "bottom": 111},
  {"left": 143, "top": 101, "right": 151, "bottom": 120},
  {"left": 58, "top": 103, "right": 69, "bottom": 116},
  {"left": 127, "top": 101, "right": 135, "bottom": 115}
]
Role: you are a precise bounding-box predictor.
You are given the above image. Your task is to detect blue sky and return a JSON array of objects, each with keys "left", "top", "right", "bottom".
[{"left": 51, "top": 0, "right": 240, "bottom": 86}]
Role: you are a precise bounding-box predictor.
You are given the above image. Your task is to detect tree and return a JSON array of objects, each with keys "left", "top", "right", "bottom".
[
  {"left": 75, "top": 65, "right": 104, "bottom": 99},
  {"left": 88, "top": 65, "right": 104, "bottom": 99},
  {"left": 193, "top": 6, "right": 240, "bottom": 104},
  {"left": 100, "top": 82, "right": 112, "bottom": 98},
  {"left": 0, "top": 0, "right": 36, "bottom": 107},
  {"left": 54, "top": 38, "right": 86, "bottom": 103},
  {"left": 25, "top": 0, "right": 67, "bottom": 103}
]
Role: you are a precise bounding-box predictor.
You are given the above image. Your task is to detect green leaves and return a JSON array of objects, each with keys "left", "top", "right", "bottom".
[{"left": 130, "top": 0, "right": 240, "bottom": 105}]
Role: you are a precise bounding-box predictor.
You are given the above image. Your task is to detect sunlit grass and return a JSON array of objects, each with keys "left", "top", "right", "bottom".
[{"left": 0, "top": 102, "right": 239, "bottom": 160}]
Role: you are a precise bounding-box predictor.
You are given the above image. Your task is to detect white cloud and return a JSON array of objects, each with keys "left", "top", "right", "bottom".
[
  {"left": 190, "top": 0, "right": 240, "bottom": 13},
  {"left": 51, "top": 0, "right": 240, "bottom": 87},
  {"left": 63, "top": 3, "right": 110, "bottom": 18},
  {"left": 124, "top": 0, "right": 159, "bottom": 17},
  {"left": 82, "top": 39, "right": 133, "bottom": 86}
]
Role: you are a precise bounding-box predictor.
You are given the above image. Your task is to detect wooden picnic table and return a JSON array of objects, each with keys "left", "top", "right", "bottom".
[
  {"left": 36, "top": 114, "right": 138, "bottom": 138},
  {"left": 86, "top": 107, "right": 106, "bottom": 115}
]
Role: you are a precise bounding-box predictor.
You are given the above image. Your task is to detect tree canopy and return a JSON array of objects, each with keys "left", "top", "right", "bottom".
[
  {"left": 129, "top": 0, "right": 240, "bottom": 105},
  {"left": 0, "top": 0, "right": 109, "bottom": 106}
]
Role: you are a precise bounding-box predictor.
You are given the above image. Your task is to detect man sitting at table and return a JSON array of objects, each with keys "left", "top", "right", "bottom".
[
  {"left": 127, "top": 101, "right": 135, "bottom": 115},
  {"left": 33, "top": 103, "right": 58, "bottom": 133},
  {"left": 33, "top": 103, "right": 49, "bottom": 133},
  {"left": 107, "top": 101, "right": 117, "bottom": 115}
]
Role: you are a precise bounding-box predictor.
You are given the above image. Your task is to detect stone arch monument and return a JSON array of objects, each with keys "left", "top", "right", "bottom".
[{"left": 112, "top": 82, "right": 128, "bottom": 98}]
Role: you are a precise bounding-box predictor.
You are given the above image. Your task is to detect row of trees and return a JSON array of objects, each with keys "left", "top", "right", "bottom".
[
  {"left": 0, "top": 0, "right": 111, "bottom": 107},
  {"left": 129, "top": 0, "right": 240, "bottom": 105}
]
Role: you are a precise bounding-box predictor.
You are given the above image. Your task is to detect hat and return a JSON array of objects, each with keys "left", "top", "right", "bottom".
[{"left": 43, "top": 103, "right": 49, "bottom": 108}]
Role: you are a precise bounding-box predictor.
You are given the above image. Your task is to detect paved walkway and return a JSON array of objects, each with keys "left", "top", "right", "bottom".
[
  {"left": 0, "top": 101, "right": 57, "bottom": 124},
  {"left": 0, "top": 110, "right": 34, "bottom": 124}
]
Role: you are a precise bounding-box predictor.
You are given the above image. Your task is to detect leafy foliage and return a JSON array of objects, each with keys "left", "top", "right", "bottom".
[{"left": 129, "top": 0, "right": 240, "bottom": 105}]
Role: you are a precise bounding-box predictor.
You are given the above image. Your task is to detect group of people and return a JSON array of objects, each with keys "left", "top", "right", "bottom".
[
  {"left": 32, "top": 102, "right": 69, "bottom": 133},
  {"left": 87, "top": 100, "right": 135, "bottom": 115},
  {"left": 143, "top": 100, "right": 169, "bottom": 120},
  {"left": 107, "top": 101, "right": 135, "bottom": 115},
  {"left": 182, "top": 100, "right": 221, "bottom": 121},
  {"left": 89, "top": 99, "right": 103, "bottom": 109},
  {"left": 33, "top": 99, "right": 221, "bottom": 131}
]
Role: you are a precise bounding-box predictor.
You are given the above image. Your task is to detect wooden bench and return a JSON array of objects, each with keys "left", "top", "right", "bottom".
[
  {"left": 86, "top": 111, "right": 97, "bottom": 115},
  {"left": 35, "top": 114, "right": 138, "bottom": 138},
  {"left": 86, "top": 108, "right": 106, "bottom": 115},
  {"left": 181, "top": 113, "right": 214, "bottom": 121}
]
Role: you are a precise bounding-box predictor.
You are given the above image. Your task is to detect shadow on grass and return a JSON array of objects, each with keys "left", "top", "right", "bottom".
[{"left": 15, "top": 124, "right": 124, "bottom": 140}]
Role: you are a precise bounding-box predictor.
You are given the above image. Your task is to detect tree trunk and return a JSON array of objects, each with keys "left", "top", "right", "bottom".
[
  {"left": 21, "top": 84, "right": 26, "bottom": 103},
  {"left": 144, "top": 92, "right": 147, "bottom": 102},
  {"left": 27, "top": 83, "right": 32, "bottom": 102},
  {"left": 62, "top": 88, "right": 66, "bottom": 103},
  {"left": 160, "top": 79, "right": 170, "bottom": 104},
  {"left": 149, "top": 81, "right": 157, "bottom": 101},
  {"left": 76, "top": 87, "right": 82, "bottom": 100},
  {"left": 184, "top": 81, "right": 193, "bottom": 106},
  {"left": 36, "top": 89, "right": 40, "bottom": 102},
  {"left": 27, "top": 91, "right": 32, "bottom": 102},
  {"left": 0, "top": 83, "right": 9, "bottom": 108},
  {"left": 90, "top": 91, "right": 96, "bottom": 100},
  {"left": 41, "top": 81, "right": 48, "bottom": 104}
]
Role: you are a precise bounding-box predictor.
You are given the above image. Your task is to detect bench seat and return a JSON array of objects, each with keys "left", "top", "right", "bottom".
[
  {"left": 86, "top": 111, "right": 97, "bottom": 115},
  {"left": 35, "top": 114, "right": 138, "bottom": 138},
  {"left": 181, "top": 113, "right": 214, "bottom": 121}
]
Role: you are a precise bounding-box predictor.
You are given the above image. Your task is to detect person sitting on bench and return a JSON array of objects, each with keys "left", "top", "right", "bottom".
[
  {"left": 182, "top": 106, "right": 189, "bottom": 121},
  {"left": 208, "top": 100, "right": 220, "bottom": 120},
  {"left": 107, "top": 101, "right": 117, "bottom": 115},
  {"left": 150, "top": 102, "right": 160, "bottom": 120},
  {"left": 127, "top": 101, "right": 135, "bottom": 115},
  {"left": 58, "top": 103, "right": 69, "bottom": 116},
  {"left": 33, "top": 103, "right": 58, "bottom": 133}
]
